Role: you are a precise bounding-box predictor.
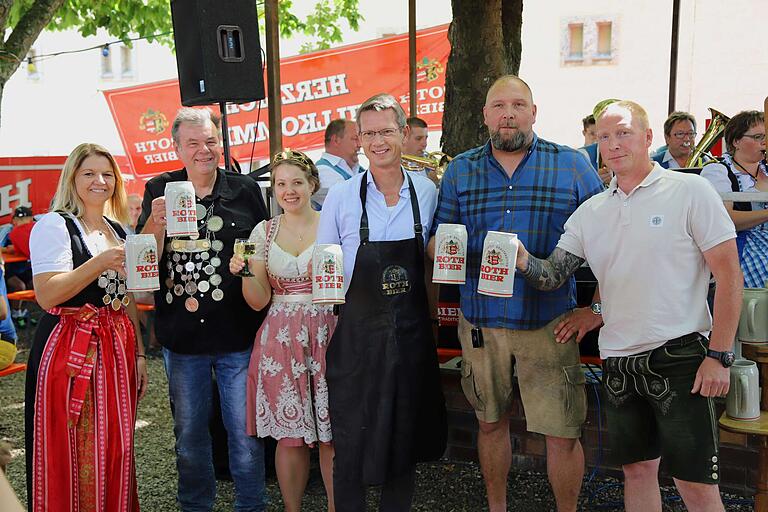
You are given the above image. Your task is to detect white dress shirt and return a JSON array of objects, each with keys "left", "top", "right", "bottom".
[{"left": 317, "top": 169, "right": 437, "bottom": 291}]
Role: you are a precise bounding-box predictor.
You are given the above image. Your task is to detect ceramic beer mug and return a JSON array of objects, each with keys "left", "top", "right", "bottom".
[
  {"left": 477, "top": 231, "right": 518, "bottom": 297},
  {"left": 164, "top": 181, "right": 198, "bottom": 237},
  {"left": 432, "top": 223, "right": 468, "bottom": 284},
  {"left": 737, "top": 288, "right": 768, "bottom": 343},
  {"left": 125, "top": 234, "right": 160, "bottom": 292},
  {"left": 726, "top": 359, "right": 761, "bottom": 421},
  {"left": 312, "top": 244, "right": 345, "bottom": 304}
]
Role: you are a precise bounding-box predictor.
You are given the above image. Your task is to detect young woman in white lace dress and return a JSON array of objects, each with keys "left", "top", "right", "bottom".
[{"left": 230, "top": 150, "right": 337, "bottom": 512}]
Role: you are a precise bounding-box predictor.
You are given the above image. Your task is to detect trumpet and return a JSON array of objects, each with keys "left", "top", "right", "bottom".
[
  {"left": 685, "top": 107, "right": 730, "bottom": 168},
  {"left": 401, "top": 151, "right": 452, "bottom": 183}
]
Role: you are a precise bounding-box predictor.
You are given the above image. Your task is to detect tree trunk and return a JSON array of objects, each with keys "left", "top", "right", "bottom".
[{"left": 441, "top": 0, "right": 523, "bottom": 156}]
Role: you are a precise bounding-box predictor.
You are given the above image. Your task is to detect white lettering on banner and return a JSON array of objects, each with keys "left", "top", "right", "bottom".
[
  {"left": 280, "top": 74, "right": 350, "bottom": 105},
  {"left": 143, "top": 151, "right": 178, "bottom": 164},
  {"left": 399, "top": 85, "right": 446, "bottom": 104},
  {"left": 134, "top": 138, "right": 174, "bottom": 153},
  {"left": 0, "top": 179, "right": 32, "bottom": 217},
  {"left": 229, "top": 122, "right": 269, "bottom": 145}
]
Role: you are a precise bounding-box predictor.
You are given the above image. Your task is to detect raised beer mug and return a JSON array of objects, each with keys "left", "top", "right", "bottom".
[
  {"left": 125, "top": 234, "right": 160, "bottom": 292},
  {"left": 432, "top": 223, "right": 468, "bottom": 284},
  {"left": 477, "top": 231, "right": 518, "bottom": 298},
  {"left": 312, "top": 244, "right": 345, "bottom": 304},
  {"left": 164, "top": 181, "right": 198, "bottom": 237}
]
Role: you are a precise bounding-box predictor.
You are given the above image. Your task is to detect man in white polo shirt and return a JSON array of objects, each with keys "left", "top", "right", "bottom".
[{"left": 513, "top": 100, "right": 742, "bottom": 512}]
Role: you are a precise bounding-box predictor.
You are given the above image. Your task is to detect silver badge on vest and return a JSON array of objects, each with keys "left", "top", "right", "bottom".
[{"left": 381, "top": 265, "right": 411, "bottom": 296}]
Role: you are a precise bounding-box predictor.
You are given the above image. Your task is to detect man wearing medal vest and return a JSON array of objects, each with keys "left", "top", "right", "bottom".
[{"left": 138, "top": 107, "right": 270, "bottom": 511}]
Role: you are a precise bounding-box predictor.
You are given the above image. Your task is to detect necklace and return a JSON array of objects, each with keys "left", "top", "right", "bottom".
[
  {"left": 80, "top": 217, "right": 106, "bottom": 236},
  {"left": 280, "top": 214, "right": 315, "bottom": 242},
  {"left": 733, "top": 158, "right": 759, "bottom": 180}
]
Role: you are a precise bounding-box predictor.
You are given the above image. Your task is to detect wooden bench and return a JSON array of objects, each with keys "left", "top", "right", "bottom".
[
  {"left": 0, "top": 363, "right": 26, "bottom": 378},
  {"left": 6, "top": 290, "right": 36, "bottom": 302}
]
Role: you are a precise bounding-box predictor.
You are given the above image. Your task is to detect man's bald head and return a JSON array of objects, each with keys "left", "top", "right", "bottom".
[{"left": 485, "top": 75, "right": 534, "bottom": 106}]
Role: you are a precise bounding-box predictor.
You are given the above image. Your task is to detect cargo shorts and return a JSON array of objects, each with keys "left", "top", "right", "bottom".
[{"left": 457, "top": 312, "right": 586, "bottom": 438}]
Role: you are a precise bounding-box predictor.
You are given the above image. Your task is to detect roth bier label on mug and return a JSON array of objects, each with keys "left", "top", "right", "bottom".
[
  {"left": 433, "top": 223, "right": 468, "bottom": 284},
  {"left": 165, "top": 181, "right": 198, "bottom": 237},
  {"left": 312, "top": 244, "right": 345, "bottom": 304},
  {"left": 125, "top": 234, "right": 160, "bottom": 292},
  {"left": 477, "top": 231, "right": 518, "bottom": 297}
]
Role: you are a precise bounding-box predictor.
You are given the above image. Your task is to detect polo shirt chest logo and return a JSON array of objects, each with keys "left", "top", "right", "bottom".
[
  {"left": 649, "top": 215, "right": 664, "bottom": 228},
  {"left": 381, "top": 265, "right": 410, "bottom": 296}
]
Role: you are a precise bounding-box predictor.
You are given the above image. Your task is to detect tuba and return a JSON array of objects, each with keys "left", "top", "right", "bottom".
[
  {"left": 685, "top": 107, "right": 730, "bottom": 167},
  {"left": 402, "top": 151, "right": 452, "bottom": 183}
]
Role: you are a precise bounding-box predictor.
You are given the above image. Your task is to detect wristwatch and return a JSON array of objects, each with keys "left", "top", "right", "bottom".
[
  {"left": 590, "top": 302, "right": 602, "bottom": 315},
  {"left": 706, "top": 349, "right": 736, "bottom": 368}
]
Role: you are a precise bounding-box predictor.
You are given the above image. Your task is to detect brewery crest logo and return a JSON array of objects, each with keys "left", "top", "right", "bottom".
[
  {"left": 177, "top": 193, "right": 194, "bottom": 209},
  {"left": 441, "top": 236, "right": 463, "bottom": 257},
  {"left": 322, "top": 256, "right": 336, "bottom": 274},
  {"left": 486, "top": 247, "right": 505, "bottom": 266},
  {"left": 381, "top": 265, "right": 410, "bottom": 296},
  {"left": 140, "top": 247, "right": 157, "bottom": 265},
  {"left": 139, "top": 108, "right": 169, "bottom": 134}
]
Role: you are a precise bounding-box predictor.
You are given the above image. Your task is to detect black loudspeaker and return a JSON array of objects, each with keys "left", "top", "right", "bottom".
[{"left": 171, "top": 0, "right": 265, "bottom": 106}]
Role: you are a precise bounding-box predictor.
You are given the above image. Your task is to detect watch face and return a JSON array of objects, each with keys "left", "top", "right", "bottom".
[
  {"left": 591, "top": 303, "right": 602, "bottom": 315},
  {"left": 722, "top": 351, "right": 736, "bottom": 367}
]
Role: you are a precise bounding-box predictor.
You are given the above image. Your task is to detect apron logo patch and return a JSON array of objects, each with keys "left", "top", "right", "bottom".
[{"left": 381, "top": 265, "right": 410, "bottom": 296}]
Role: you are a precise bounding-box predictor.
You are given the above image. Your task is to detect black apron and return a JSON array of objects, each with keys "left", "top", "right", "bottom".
[{"left": 327, "top": 172, "right": 447, "bottom": 485}]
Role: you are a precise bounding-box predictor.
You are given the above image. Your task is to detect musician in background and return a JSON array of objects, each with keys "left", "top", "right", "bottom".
[
  {"left": 651, "top": 111, "right": 700, "bottom": 169},
  {"left": 582, "top": 114, "right": 597, "bottom": 146},
  {"left": 701, "top": 110, "right": 768, "bottom": 288},
  {"left": 312, "top": 119, "right": 363, "bottom": 209},
  {"left": 403, "top": 117, "right": 429, "bottom": 158}
]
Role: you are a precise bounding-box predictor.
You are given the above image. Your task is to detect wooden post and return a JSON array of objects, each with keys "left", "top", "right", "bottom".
[
  {"left": 264, "top": 0, "right": 282, "bottom": 158},
  {"left": 408, "top": 0, "right": 417, "bottom": 117},
  {"left": 667, "top": 0, "right": 680, "bottom": 114}
]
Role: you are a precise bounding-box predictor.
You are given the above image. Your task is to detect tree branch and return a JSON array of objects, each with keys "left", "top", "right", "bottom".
[
  {"left": 0, "top": 0, "right": 13, "bottom": 38},
  {"left": 4, "top": 0, "right": 65, "bottom": 63}
]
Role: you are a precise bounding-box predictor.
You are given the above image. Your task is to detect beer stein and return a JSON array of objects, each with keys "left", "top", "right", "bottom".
[
  {"left": 726, "top": 359, "right": 760, "bottom": 421},
  {"left": 737, "top": 288, "right": 768, "bottom": 343},
  {"left": 164, "top": 181, "right": 198, "bottom": 237},
  {"left": 432, "top": 223, "right": 468, "bottom": 284},
  {"left": 125, "top": 234, "right": 160, "bottom": 292},
  {"left": 477, "top": 231, "right": 518, "bottom": 298},
  {"left": 312, "top": 244, "right": 345, "bottom": 304}
]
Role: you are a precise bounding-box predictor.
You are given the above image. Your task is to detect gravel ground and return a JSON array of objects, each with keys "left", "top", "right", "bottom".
[{"left": 0, "top": 308, "right": 756, "bottom": 511}]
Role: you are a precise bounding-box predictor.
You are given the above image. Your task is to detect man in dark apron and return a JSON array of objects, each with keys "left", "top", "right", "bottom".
[{"left": 317, "top": 94, "right": 447, "bottom": 511}]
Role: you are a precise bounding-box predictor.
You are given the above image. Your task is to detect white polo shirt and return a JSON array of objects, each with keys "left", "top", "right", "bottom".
[{"left": 557, "top": 163, "right": 736, "bottom": 358}]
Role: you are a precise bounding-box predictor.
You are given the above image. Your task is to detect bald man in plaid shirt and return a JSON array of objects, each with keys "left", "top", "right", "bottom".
[{"left": 428, "top": 75, "right": 603, "bottom": 512}]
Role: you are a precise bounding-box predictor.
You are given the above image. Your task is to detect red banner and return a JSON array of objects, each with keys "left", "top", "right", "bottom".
[
  {"left": 103, "top": 25, "right": 450, "bottom": 176},
  {"left": 0, "top": 156, "right": 143, "bottom": 224}
]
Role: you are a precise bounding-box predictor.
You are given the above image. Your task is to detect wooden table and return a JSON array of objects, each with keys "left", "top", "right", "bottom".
[
  {"left": 743, "top": 344, "right": 768, "bottom": 410},
  {"left": 720, "top": 412, "right": 768, "bottom": 511},
  {"left": 1, "top": 247, "right": 28, "bottom": 264}
]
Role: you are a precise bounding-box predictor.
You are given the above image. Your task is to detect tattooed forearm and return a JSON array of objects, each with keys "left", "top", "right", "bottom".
[{"left": 520, "top": 247, "right": 585, "bottom": 291}]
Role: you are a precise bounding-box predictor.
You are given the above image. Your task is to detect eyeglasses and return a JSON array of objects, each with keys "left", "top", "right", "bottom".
[
  {"left": 671, "top": 131, "right": 696, "bottom": 140},
  {"left": 360, "top": 128, "right": 401, "bottom": 141},
  {"left": 742, "top": 133, "right": 766, "bottom": 142}
]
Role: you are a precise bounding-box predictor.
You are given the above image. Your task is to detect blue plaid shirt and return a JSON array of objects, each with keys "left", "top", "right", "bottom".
[{"left": 431, "top": 137, "right": 603, "bottom": 330}]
